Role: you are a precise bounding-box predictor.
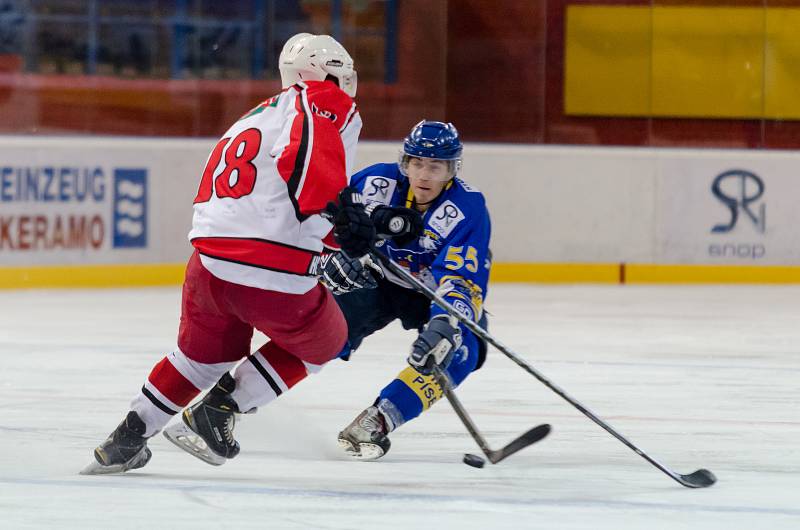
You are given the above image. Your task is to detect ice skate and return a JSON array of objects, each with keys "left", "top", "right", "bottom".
[
  {"left": 81, "top": 411, "right": 152, "bottom": 475},
  {"left": 337, "top": 406, "right": 391, "bottom": 460},
  {"left": 163, "top": 377, "right": 240, "bottom": 466}
]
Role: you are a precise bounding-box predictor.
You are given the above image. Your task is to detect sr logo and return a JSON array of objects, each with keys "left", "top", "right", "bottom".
[
  {"left": 429, "top": 200, "right": 465, "bottom": 238},
  {"left": 436, "top": 204, "right": 460, "bottom": 227},
  {"left": 710, "top": 169, "right": 765, "bottom": 234},
  {"left": 366, "top": 177, "right": 391, "bottom": 199}
]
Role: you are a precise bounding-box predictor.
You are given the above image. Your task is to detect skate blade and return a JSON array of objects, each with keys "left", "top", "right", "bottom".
[
  {"left": 337, "top": 437, "right": 385, "bottom": 461},
  {"left": 79, "top": 447, "right": 151, "bottom": 475},
  {"left": 162, "top": 422, "right": 226, "bottom": 466}
]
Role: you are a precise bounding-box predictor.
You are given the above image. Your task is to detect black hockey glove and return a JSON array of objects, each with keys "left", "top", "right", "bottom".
[
  {"left": 319, "top": 251, "right": 383, "bottom": 295},
  {"left": 408, "top": 315, "right": 462, "bottom": 375},
  {"left": 325, "top": 187, "right": 376, "bottom": 257},
  {"left": 368, "top": 205, "right": 424, "bottom": 246}
]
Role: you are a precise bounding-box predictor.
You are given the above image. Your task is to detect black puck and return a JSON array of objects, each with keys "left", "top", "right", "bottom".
[{"left": 462, "top": 453, "right": 485, "bottom": 468}]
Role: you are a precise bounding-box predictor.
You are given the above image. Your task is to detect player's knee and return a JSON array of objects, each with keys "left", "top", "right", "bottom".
[
  {"left": 299, "top": 348, "right": 340, "bottom": 366},
  {"left": 300, "top": 332, "right": 349, "bottom": 365},
  {"left": 301, "top": 306, "right": 349, "bottom": 365}
]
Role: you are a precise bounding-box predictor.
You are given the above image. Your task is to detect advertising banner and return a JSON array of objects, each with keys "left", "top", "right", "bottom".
[
  {"left": 0, "top": 137, "right": 209, "bottom": 267},
  {"left": 0, "top": 139, "right": 797, "bottom": 269},
  {"left": 0, "top": 165, "right": 147, "bottom": 257},
  {"left": 656, "top": 152, "right": 800, "bottom": 265}
]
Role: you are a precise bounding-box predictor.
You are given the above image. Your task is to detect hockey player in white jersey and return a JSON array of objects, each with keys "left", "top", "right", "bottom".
[{"left": 82, "top": 33, "right": 396, "bottom": 474}]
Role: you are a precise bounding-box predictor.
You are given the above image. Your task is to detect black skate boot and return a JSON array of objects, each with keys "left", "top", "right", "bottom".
[
  {"left": 337, "top": 406, "right": 391, "bottom": 460},
  {"left": 162, "top": 373, "right": 241, "bottom": 466},
  {"left": 81, "top": 411, "right": 152, "bottom": 475}
]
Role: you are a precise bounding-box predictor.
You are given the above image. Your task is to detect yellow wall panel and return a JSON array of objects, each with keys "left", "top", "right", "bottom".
[
  {"left": 651, "top": 6, "right": 764, "bottom": 119},
  {"left": 564, "top": 5, "right": 651, "bottom": 116},
  {"left": 490, "top": 262, "right": 620, "bottom": 283},
  {"left": 564, "top": 6, "right": 800, "bottom": 120},
  {"left": 764, "top": 8, "right": 800, "bottom": 119},
  {"left": 625, "top": 264, "right": 800, "bottom": 284},
  {"left": 0, "top": 264, "right": 186, "bottom": 289},
  {"left": 2, "top": 263, "right": 798, "bottom": 288}
]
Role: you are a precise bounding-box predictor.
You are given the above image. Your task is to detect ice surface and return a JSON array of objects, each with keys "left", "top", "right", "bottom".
[{"left": 1, "top": 284, "right": 798, "bottom": 529}]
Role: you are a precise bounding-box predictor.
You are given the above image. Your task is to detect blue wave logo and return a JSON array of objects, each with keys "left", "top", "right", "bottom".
[{"left": 113, "top": 169, "right": 147, "bottom": 248}]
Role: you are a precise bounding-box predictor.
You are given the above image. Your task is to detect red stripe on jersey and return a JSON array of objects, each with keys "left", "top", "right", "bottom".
[
  {"left": 274, "top": 91, "right": 311, "bottom": 222},
  {"left": 276, "top": 93, "right": 307, "bottom": 186},
  {"left": 192, "top": 237, "right": 320, "bottom": 276},
  {"left": 274, "top": 82, "right": 354, "bottom": 218},
  {"left": 258, "top": 342, "right": 309, "bottom": 389},
  {"left": 147, "top": 357, "right": 200, "bottom": 407},
  {"left": 291, "top": 82, "right": 355, "bottom": 216},
  {"left": 295, "top": 114, "right": 346, "bottom": 215}
]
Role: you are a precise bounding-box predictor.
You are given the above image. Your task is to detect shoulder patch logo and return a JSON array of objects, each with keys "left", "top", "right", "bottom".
[
  {"left": 429, "top": 200, "right": 465, "bottom": 238},
  {"left": 363, "top": 176, "right": 396, "bottom": 205},
  {"left": 451, "top": 298, "right": 475, "bottom": 322},
  {"left": 311, "top": 102, "right": 337, "bottom": 122}
]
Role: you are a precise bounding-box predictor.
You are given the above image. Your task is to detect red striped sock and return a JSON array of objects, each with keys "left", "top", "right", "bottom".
[
  {"left": 258, "top": 342, "right": 309, "bottom": 389},
  {"left": 147, "top": 356, "right": 201, "bottom": 408}
]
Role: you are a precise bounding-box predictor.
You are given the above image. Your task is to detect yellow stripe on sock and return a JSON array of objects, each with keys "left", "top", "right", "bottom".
[{"left": 396, "top": 366, "right": 443, "bottom": 411}]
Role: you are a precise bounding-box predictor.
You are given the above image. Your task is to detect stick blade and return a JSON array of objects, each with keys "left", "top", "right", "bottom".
[
  {"left": 678, "top": 468, "right": 717, "bottom": 488},
  {"left": 489, "top": 423, "right": 551, "bottom": 464}
]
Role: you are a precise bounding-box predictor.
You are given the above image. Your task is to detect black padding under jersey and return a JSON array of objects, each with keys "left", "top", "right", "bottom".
[{"left": 334, "top": 278, "right": 488, "bottom": 371}]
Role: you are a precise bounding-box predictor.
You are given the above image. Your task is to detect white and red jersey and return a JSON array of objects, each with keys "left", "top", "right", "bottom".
[{"left": 188, "top": 80, "right": 361, "bottom": 294}]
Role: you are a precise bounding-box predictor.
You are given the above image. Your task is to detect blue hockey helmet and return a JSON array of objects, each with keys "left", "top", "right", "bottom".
[{"left": 399, "top": 120, "right": 463, "bottom": 180}]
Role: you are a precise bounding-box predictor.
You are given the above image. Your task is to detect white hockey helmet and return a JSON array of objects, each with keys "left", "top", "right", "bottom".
[{"left": 279, "top": 33, "right": 357, "bottom": 98}]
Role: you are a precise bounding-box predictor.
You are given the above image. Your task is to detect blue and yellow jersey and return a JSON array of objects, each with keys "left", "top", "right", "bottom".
[{"left": 350, "top": 162, "right": 492, "bottom": 327}]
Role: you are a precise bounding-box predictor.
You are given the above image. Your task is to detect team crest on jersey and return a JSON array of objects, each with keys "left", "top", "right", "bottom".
[
  {"left": 311, "top": 102, "right": 338, "bottom": 123},
  {"left": 363, "top": 176, "right": 396, "bottom": 205},
  {"left": 419, "top": 235, "right": 438, "bottom": 250},
  {"left": 419, "top": 228, "right": 441, "bottom": 250},
  {"left": 429, "top": 200, "right": 465, "bottom": 238}
]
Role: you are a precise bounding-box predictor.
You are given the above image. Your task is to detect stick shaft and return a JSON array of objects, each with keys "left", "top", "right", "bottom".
[
  {"left": 431, "top": 365, "right": 497, "bottom": 462},
  {"left": 373, "top": 251, "right": 690, "bottom": 484}
]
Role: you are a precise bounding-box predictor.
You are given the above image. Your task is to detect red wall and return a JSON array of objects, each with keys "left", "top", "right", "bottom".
[
  {"left": 445, "top": 0, "right": 800, "bottom": 148},
  {"left": 445, "top": 0, "right": 547, "bottom": 143},
  {"left": 3, "top": 0, "right": 800, "bottom": 148}
]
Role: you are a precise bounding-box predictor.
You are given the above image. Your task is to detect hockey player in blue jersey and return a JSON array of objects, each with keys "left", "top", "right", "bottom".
[{"left": 332, "top": 120, "right": 491, "bottom": 459}]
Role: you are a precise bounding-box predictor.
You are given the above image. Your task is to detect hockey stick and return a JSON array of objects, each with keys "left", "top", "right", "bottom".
[
  {"left": 372, "top": 250, "right": 716, "bottom": 488},
  {"left": 431, "top": 363, "right": 551, "bottom": 465}
]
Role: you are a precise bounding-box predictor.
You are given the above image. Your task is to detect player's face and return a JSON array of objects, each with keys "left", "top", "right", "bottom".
[{"left": 406, "top": 157, "right": 450, "bottom": 205}]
